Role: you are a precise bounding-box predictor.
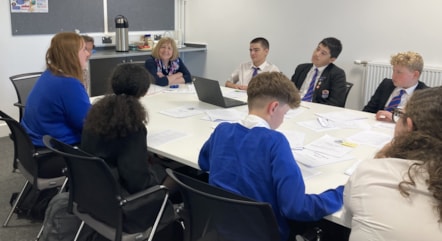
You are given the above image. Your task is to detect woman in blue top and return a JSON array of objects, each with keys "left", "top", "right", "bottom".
[
  {"left": 21, "top": 32, "right": 91, "bottom": 177},
  {"left": 144, "top": 37, "right": 192, "bottom": 86}
]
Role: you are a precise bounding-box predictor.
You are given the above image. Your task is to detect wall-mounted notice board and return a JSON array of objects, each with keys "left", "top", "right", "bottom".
[
  {"left": 11, "top": 0, "right": 104, "bottom": 35},
  {"left": 107, "top": 0, "right": 175, "bottom": 32},
  {"left": 11, "top": 0, "right": 175, "bottom": 36}
]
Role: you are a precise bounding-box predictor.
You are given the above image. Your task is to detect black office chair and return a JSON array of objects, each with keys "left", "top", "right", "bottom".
[
  {"left": 0, "top": 110, "right": 20, "bottom": 172},
  {"left": 166, "top": 168, "right": 281, "bottom": 241},
  {"left": 344, "top": 82, "right": 354, "bottom": 107},
  {"left": 42, "top": 135, "right": 171, "bottom": 241},
  {"left": 0, "top": 117, "right": 67, "bottom": 228},
  {"left": 9, "top": 72, "right": 42, "bottom": 121}
]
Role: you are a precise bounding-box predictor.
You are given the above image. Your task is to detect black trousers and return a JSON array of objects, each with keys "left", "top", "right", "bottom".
[{"left": 288, "top": 219, "right": 350, "bottom": 241}]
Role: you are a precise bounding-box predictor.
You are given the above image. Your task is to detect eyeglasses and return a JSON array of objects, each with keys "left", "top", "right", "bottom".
[{"left": 392, "top": 108, "right": 406, "bottom": 123}]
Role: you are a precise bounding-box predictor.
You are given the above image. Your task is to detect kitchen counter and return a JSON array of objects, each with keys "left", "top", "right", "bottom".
[
  {"left": 88, "top": 43, "right": 207, "bottom": 96},
  {"left": 90, "top": 43, "right": 207, "bottom": 60}
]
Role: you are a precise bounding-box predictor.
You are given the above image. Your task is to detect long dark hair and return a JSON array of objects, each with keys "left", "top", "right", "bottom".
[{"left": 83, "top": 63, "right": 153, "bottom": 139}]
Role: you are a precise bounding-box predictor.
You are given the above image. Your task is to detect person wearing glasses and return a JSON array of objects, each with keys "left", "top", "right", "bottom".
[
  {"left": 362, "top": 51, "right": 428, "bottom": 122},
  {"left": 144, "top": 37, "right": 192, "bottom": 87},
  {"left": 344, "top": 86, "right": 442, "bottom": 240},
  {"left": 291, "top": 37, "right": 347, "bottom": 107}
]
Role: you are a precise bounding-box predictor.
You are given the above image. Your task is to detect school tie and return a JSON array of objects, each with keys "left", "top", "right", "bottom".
[
  {"left": 302, "top": 68, "right": 319, "bottom": 102},
  {"left": 252, "top": 67, "right": 260, "bottom": 77},
  {"left": 385, "top": 89, "right": 406, "bottom": 112}
]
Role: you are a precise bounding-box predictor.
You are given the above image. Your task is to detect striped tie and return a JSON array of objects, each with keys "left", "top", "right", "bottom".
[
  {"left": 385, "top": 89, "right": 405, "bottom": 112},
  {"left": 252, "top": 67, "right": 259, "bottom": 77},
  {"left": 302, "top": 68, "right": 319, "bottom": 102}
]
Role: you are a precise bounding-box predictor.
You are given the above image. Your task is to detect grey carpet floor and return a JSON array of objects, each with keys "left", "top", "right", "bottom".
[{"left": 0, "top": 136, "right": 41, "bottom": 241}]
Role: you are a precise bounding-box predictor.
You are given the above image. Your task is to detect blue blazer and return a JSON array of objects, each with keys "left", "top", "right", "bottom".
[{"left": 291, "top": 63, "right": 347, "bottom": 107}]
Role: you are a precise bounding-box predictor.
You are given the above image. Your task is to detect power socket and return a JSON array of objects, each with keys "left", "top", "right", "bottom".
[{"left": 102, "top": 36, "right": 112, "bottom": 44}]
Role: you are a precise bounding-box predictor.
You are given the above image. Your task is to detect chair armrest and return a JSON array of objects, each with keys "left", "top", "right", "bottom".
[
  {"left": 33, "top": 147, "right": 55, "bottom": 159},
  {"left": 124, "top": 185, "right": 168, "bottom": 204},
  {"left": 13, "top": 102, "right": 25, "bottom": 109}
]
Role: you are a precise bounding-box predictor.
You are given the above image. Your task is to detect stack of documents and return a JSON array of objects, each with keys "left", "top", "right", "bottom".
[{"left": 293, "top": 135, "right": 354, "bottom": 167}]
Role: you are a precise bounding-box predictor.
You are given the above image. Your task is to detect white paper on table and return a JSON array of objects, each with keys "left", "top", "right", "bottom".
[
  {"left": 297, "top": 119, "right": 339, "bottom": 132},
  {"left": 148, "top": 130, "right": 188, "bottom": 147},
  {"left": 159, "top": 106, "right": 204, "bottom": 118},
  {"left": 284, "top": 108, "right": 305, "bottom": 119},
  {"left": 297, "top": 163, "right": 322, "bottom": 179},
  {"left": 223, "top": 89, "right": 247, "bottom": 100},
  {"left": 293, "top": 149, "right": 354, "bottom": 168},
  {"left": 304, "top": 135, "right": 353, "bottom": 157},
  {"left": 163, "top": 84, "right": 196, "bottom": 94},
  {"left": 204, "top": 109, "right": 247, "bottom": 122},
  {"left": 334, "top": 119, "right": 372, "bottom": 130},
  {"left": 315, "top": 111, "right": 368, "bottom": 122},
  {"left": 346, "top": 130, "right": 393, "bottom": 148},
  {"left": 279, "top": 130, "right": 305, "bottom": 150},
  {"left": 374, "top": 122, "right": 396, "bottom": 130},
  {"left": 147, "top": 85, "right": 166, "bottom": 95}
]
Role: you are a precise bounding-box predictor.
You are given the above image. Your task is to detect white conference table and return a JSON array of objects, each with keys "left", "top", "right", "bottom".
[{"left": 92, "top": 84, "right": 394, "bottom": 228}]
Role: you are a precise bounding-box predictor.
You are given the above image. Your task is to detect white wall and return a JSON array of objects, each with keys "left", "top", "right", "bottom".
[
  {"left": 184, "top": 0, "right": 442, "bottom": 110},
  {"left": 2, "top": 0, "right": 442, "bottom": 135},
  {"left": 0, "top": 1, "right": 51, "bottom": 136}
]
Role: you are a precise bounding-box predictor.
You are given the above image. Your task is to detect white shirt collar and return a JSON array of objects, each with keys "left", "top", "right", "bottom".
[
  {"left": 311, "top": 64, "right": 328, "bottom": 73},
  {"left": 252, "top": 61, "right": 269, "bottom": 70},
  {"left": 402, "top": 82, "right": 419, "bottom": 95},
  {"left": 240, "top": 114, "right": 270, "bottom": 129}
]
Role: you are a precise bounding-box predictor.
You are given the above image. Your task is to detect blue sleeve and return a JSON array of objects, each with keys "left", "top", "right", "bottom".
[
  {"left": 177, "top": 57, "right": 192, "bottom": 84},
  {"left": 62, "top": 79, "right": 91, "bottom": 133},
  {"left": 198, "top": 135, "right": 211, "bottom": 171},
  {"left": 272, "top": 137, "right": 344, "bottom": 221},
  {"left": 145, "top": 56, "right": 169, "bottom": 86}
]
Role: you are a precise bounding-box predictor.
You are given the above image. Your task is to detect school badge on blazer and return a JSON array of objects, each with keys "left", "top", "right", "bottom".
[
  {"left": 316, "top": 77, "right": 326, "bottom": 89},
  {"left": 321, "top": 89, "right": 330, "bottom": 99}
]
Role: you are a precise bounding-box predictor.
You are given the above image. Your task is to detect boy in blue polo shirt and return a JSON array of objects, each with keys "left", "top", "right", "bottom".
[{"left": 199, "top": 72, "right": 344, "bottom": 241}]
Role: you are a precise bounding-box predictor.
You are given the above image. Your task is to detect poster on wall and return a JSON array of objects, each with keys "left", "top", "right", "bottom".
[{"left": 10, "top": 0, "right": 48, "bottom": 13}]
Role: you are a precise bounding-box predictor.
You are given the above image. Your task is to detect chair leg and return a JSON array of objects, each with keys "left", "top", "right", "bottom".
[
  {"left": 35, "top": 224, "right": 45, "bottom": 241},
  {"left": 59, "top": 178, "right": 68, "bottom": 193},
  {"left": 73, "top": 221, "right": 85, "bottom": 241},
  {"left": 35, "top": 178, "right": 67, "bottom": 240},
  {"left": 3, "top": 181, "right": 29, "bottom": 227}
]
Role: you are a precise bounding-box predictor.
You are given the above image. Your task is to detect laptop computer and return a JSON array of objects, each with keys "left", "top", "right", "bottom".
[{"left": 193, "top": 76, "right": 247, "bottom": 108}]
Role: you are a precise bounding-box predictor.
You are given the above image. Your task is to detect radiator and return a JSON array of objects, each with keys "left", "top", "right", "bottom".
[{"left": 363, "top": 62, "right": 442, "bottom": 104}]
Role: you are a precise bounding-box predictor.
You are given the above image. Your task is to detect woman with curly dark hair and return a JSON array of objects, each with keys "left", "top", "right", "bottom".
[
  {"left": 81, "top": 63, "right": 166, "bottom": 194},
  {"left": 344, "top": 86, "right": 442, "bottom": 240},
  {"left": 80, "top": 63, "right": 180, "bottom": 237}
]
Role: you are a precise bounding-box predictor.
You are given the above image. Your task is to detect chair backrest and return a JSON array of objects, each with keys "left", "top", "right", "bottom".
[
  {"left": 9, "top": 72, "right": 42, "bottom": 121},
  {"left": 166, "top": 169, "right": 281, "bottom": 241},
  {"left": 0, "top": 110, "right": 19, "bottom": 170},
  {"left": 0, "top": 116, "right": 39, "bottom": 183},
  {"left": 344, "top": 82, "right": 354, "bottom": 106},
  {"left": 42, "top": 135, "right": 122, "bottom": 229}
]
